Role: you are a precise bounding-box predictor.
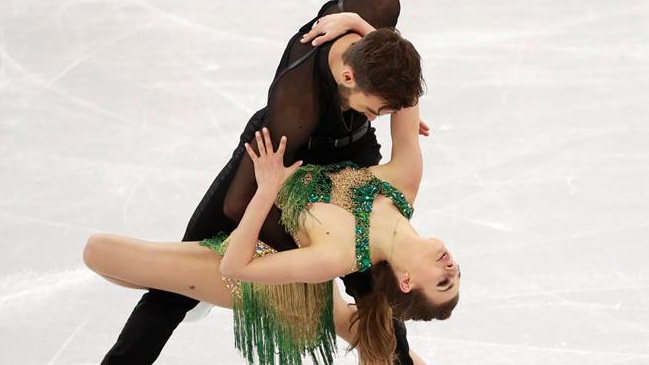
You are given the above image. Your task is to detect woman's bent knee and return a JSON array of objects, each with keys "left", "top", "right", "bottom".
[{"left": 83, "top": 233, "right": 111, "bottom": 271}]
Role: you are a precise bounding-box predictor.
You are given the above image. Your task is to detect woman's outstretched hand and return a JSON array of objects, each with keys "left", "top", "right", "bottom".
[
  {"left": 245, "top": 128, "right": 302, "bottom": 193},
  {"left": 301, "top": 13, "right": 375, "bottom": 46}
]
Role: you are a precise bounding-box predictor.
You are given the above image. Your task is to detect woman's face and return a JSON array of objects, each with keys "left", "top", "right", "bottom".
[{"left": 414, "top": 238, "right": 461, "bottom": 305}]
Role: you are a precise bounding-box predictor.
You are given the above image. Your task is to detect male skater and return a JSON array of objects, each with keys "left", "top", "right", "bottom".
[{"left": 101, "top": 1, "right": 427, "bottom": 364}]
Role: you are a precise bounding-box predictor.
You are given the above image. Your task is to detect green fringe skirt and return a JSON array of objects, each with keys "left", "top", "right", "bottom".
[{"left": 201, "top": 235, "right": 336, "bottom": 365}]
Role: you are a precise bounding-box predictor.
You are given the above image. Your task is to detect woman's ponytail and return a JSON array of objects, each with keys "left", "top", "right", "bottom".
[
  {"left": 349, "top": 290, "right": 396, "bottom": 365},
  {"left": 348, "top": 260, "right": 460, "bottom": 364}
]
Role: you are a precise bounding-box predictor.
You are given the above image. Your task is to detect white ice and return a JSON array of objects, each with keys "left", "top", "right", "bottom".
[{"left": 1, "top": 0, "right": 648, "bottom": 364}]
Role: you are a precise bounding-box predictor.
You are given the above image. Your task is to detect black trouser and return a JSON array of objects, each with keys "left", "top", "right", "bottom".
[
  {"left": 100, "top": 108, "right": 413, "bottom": 364},
  {"left": 100, "top": 109, "right": 268, "bottom": 365}
]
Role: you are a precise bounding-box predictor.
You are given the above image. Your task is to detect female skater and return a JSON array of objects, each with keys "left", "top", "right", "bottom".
[{"left": 84, "top": 104, "right": 460, "bottom": 365}]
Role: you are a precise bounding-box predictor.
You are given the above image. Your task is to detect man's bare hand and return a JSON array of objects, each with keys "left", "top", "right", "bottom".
[{"left": 419, "top": 120, "right": 430, "bottom": 137}]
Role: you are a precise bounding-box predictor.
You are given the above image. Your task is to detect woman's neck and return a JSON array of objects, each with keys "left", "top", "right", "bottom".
[{"left": 372, "top": 214, "right": 420, "bottom": 267}]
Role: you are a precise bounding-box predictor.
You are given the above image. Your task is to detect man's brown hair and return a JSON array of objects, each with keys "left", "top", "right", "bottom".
[{"left": 342, "top": 28, "right": 424, "bottom": 112}]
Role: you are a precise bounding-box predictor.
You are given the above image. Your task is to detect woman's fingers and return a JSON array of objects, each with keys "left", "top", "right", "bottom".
[
  {"left": 254, "top": 131, "right": 265, "bottom": 157},
  {"left": 301, "top": 16, "right": 338, "bottom": 46},
  {"left": 301, "top": 13, "right": 359, "bottom": 46},
  {"left": 249, "top": 128, "right": 290, "bottom": 161},
  {"left": 288, "top": 160, "right": 303, "bottom": 175},
  {"left": 262, "top": 128, "right": 274, "bottom": 156},
  {"left": 302, "top": 28, "right": 334, "bottom": 46},
  {"left": 301, "top": 19, "right": 323, "bottom": 45},
  {"left": 276, "top": 135, "right": 287, "bottom": 156},
  {"left": 244, "top": 143, "right": 258, "bottom": 162}
]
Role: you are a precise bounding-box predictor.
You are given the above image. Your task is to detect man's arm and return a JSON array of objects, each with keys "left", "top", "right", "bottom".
[
  {"left": 223, "top": 1, "right": 401, "bottom": 238},
  {"left": 222, "top": 49, "right": 318, "bottom": 234}
]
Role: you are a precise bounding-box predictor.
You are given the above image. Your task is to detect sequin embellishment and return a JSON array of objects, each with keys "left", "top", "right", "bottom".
[{"left": 278, "top": 162, "right": 413, "bottom": 273}]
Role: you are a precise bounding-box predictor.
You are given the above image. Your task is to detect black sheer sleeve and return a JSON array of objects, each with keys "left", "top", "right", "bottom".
[
  {"left": 222, "top": 3, "right": 413, "bottom": 363},
  {"left": 338, "top": 0, "right": 400, "bottom": 28},
  {"left": 223, "top": 0, "right": 401, "bottom": 248},
  {"left": 222, "top": 37, "right": 319, "bottom": 249}
]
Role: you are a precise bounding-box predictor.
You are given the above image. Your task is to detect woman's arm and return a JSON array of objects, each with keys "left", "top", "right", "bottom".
[
  {"left": 220, "top": 129, "right": 298, "bottom": 278},
  {"left": 301, "top": 0, "right": 400, "bottom": 46},
  {"left": 221, "top": 241, "right": 350, "bottom": 285},
  {"left": 373, "top": 104, "right": 423, "bottom": 204},
  {"left": 219, "top": 128, "right": 351, "bottom": 285}
]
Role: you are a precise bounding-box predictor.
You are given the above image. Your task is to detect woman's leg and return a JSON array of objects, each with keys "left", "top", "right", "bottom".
[
  {"left": 84, "top": 233, "right": 232, "bottom": 309},
  {"left": 99, "top": 275, "right": 146, "bottom": 289}
]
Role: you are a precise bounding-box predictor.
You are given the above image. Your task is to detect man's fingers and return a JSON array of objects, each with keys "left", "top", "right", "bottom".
[{"left": 418, "top": 120, "right": 431, "bottom": 137}]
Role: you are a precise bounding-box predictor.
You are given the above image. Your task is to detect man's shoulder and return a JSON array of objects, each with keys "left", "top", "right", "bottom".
[{"left": 331, "top": 33, "right": 362, "bottom": 52}]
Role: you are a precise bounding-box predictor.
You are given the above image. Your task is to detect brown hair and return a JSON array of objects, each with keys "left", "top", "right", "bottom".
[
  {"left": 349, "top": 261, "right": 459, "bottom": 365},
  {"left": 342, "top": 28, "right": 424, "bottom": 112}
]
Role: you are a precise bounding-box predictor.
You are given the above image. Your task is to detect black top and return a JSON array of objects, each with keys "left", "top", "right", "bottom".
[
  {"left": 226, "top": 0, "right": 402, "bottom": 248},
  {"left": 223, "top": 2, "right": 414, "bottom": 363},
  {"left": 268, "top": 0, "right": 399, "bottom": 159}
]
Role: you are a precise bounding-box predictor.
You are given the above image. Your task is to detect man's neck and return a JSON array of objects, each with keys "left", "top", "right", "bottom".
[{"left": 328, "top": 33, "right": 362, "bottom": 84}]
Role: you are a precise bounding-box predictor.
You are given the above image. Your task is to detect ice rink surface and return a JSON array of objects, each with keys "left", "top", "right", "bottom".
[{"left": 2, "top": 0, "right": 649, "bottom": 364}]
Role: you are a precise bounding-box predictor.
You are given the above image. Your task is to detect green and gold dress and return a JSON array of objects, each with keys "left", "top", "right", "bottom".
[{"left": 201, "top": 162, "right": 413, "bottom": 365}]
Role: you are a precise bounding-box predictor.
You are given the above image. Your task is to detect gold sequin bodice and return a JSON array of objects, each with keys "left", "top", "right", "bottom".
[{"left": 328, "top": 167, "right": 375, "bottom": 213}]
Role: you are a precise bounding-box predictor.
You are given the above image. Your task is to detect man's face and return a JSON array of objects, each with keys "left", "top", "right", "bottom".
[{"left": 338, "top": 84, "right": 394, "bottom": 121}]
